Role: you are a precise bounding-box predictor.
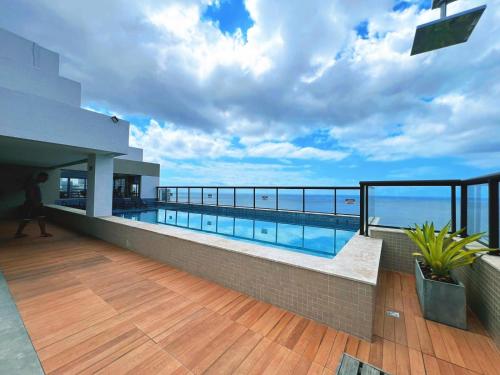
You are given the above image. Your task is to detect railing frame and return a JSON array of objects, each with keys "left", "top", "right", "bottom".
[
  {"left": 359, "top": 173, "right": 500, "bottom": 249},
  {"left": 156, "top": 186, "right": 361, "bottom": 217}
]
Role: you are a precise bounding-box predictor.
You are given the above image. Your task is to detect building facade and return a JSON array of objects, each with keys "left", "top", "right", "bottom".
[{"left": 0, "top": 27, "right": 160, "bottom": 218}]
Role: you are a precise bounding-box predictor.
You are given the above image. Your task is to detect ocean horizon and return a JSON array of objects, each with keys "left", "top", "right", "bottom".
[{"left": 162, "top": 190, "right": 489, "bottom": 231}]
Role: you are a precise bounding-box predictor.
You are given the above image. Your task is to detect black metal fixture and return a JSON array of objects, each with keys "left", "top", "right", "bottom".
[
  {"left": 411, "top": 0, "right": 486, "bottom": 55},
  {"left": 110, "top": 116, "right": 119, "bottom": 123}
]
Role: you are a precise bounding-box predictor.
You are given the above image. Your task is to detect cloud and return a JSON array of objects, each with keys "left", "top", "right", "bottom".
[
  {"left": 158, "top": 159, "right": 341, "bottom": 186},
  {"left": 130, "top": 119, "right": 348, "bottom": 162},
  {"left": 1, "top": 0, "right": 499, "bottom": 169}
]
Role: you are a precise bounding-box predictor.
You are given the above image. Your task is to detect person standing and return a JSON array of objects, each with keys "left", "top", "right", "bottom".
[{"left": 15, "top": 172, "right": 52, "bottom": 238}]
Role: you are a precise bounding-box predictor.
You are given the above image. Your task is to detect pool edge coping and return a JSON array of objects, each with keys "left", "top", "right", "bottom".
[{"left": 46, "top": 204, "right": 382, "bottom": 286}]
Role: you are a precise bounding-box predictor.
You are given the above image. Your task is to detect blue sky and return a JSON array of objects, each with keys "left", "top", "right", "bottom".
[{"left": 2, "top": 0, "right": 499, "bottom": 187}]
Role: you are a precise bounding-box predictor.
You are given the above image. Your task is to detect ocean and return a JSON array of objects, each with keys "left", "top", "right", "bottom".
[{"left": 162, "top": 189, "right": 489, "bottom": 234}]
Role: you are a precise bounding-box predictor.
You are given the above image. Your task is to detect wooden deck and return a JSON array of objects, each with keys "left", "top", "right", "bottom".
[{"left": 0, "top": 221, "right": 499, "bottom": 375}]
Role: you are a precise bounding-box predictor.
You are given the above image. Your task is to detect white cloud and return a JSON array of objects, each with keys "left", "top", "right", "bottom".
[
  {"left": 130, "top": 119, "right": 348, "bottom": 163},
  {"left": 2, "top": 0, "right": 499, "bottom": 170}
]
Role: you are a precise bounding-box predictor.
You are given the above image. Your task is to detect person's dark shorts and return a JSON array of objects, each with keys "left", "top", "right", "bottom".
[{"left": 22, "top": 202, "right": 45, "bottom": 221}]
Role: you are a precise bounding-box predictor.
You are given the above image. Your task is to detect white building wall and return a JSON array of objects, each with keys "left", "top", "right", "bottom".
[
  {"left": 116, "top": 147, "right": 144, "bottom": 162},
  {"left": 141, "top": 176, "right": 160, "bottom": 199},
  {"left": 0, "top": 58, "right": 81, "bottom": 106},
  {"left": 0, "top": 86, "right": 130, "bottom": 155},
  {"left": 0, "top": 28, "right": 59, "bottom": 75}
]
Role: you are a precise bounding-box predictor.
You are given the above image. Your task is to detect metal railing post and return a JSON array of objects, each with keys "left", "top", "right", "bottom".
[
  {"left": 176, "top": 187, "right": 178, "bottom": 203},
  {"left": 276, "top": 188, "right": 279, "bottom": 210},
  {"left": 216, "top": 188, "right": 219, "bottom": 206},
  {"left": 201, "top": 187, "right": 204, "bottom": 205},
  {"left": 253, "top": 188, "right": 256, "bottom": 209},
  {"left": 360, "top": 184, "right": 365, "bottom": 235},
  {"left": 302, "top": 189, "right": 305, "bottom": 212},
  {"left": 489, "top": 179, "right": 499, "bottom": 249},
  {"left": 233, "top": 188, "right": 236, "bottom": 207},
  {"left": 334, "top": 189, "right": 337, "bottom": 215},
  {"left": 460, "top": 183, "right": 467, "bottom": 236},
  {"left": 451, "top": 185, "right": 456, "bottom": 233},
  {"left": 365, "top": 186, "right": 369, "bottom": 236},
  {"left": 188, "top": 187, "right": 191, "bottom": 204}
]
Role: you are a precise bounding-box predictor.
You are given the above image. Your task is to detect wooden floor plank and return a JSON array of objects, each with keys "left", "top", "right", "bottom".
[
  {"left": 408, "top": 347, "right": 426, "bottom": 375},
  {"left": 1, "top": 222, "right": 498, "bottom": 375},
  {"left": 422, "top": 354, "right": 441, "bottom": 375},
  {"left": 382, "top": 339, "right": 397, "bottom": 374},
  {"left": 204, "top": 330, "right": 262, "bottom": 375},
  {"left": 313, "top": 327, "right": 337, "bottom": 367}
]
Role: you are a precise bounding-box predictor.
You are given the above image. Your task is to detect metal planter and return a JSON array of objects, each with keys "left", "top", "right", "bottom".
[{"left": 414, "top": 260, "right": 467, "bottom": 329}]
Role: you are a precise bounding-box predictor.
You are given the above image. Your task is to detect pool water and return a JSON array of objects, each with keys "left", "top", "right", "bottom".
[{"left": 115, "top": 208, "right": 356, "bottom": 258}]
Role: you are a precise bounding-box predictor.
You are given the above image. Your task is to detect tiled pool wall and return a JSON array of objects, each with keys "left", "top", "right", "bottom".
[
  {"left": 127, "top": 202, "right": 360, "bottom": 229},
  {"left": 47, "top": 205, "right": 377, "bottom": 341},
  {"left": 370, "top": 227, "right": 500, "bottom": 348}
]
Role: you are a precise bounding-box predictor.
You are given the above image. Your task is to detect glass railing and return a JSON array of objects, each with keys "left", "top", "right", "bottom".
[
  {"left": 156, "top": 186, "right": 361, "bottom": 216},
  {"left": 360, "top": 173, "right": 500, "bottom": 249}
]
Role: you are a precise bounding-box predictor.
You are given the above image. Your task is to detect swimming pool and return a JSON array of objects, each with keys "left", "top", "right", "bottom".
[{"left": 114, "top": 207, "right": 357, "bottom": 258}]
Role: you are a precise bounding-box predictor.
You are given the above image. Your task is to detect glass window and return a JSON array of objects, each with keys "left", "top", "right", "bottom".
[{"left": 59, "top": 178, "right": 69, "bottom": 198}]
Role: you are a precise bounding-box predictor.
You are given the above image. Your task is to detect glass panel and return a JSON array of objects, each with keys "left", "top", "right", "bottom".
[
  {"left": 368, "top": 186, "right": 453, "bottom": 229},
  {"left": 255, "top": 189, "right": 277, "bottom": 209},
  {"left": 70, "top": 178, "right": 87, "bottom": 198},
  {"left": 131, "top": 183, "right": 140, "bottom": 197},
  {"left": 305, "top": 189, "right": 334, "bottom": 213},
  {"left": 59, "top": 178, "right": 69, "bottom": 198},
  {"left": 177, "top": 188, "right": 189, "bottom": 203},
  {"left": 336, "top": 189, "right": 360, "bottom": 215},
  {"left": 203, "top": 188, "right": 217, "bottom": 205},
  {"left": 166, "top": 188, "right": 176, "bottom": 202},
  {"left": 218, "top": 188, "right": 235, "bottom": 206},
  {"left": 467, "top": 184, "right": 488, "bottom": 242},
  {"left": 190, "top": 188, "right": 202, "bottom": 204},
  {"left": 235, "top": 188, "right": 253, "bottom": 207},
  {"left": 278, "top": 189, "right": 303, "bottom": 211}
]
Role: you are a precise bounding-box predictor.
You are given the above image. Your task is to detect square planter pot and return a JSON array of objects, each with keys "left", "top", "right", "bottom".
[{"left": 414, "top": 260, "right": 467, "bottom": 329}]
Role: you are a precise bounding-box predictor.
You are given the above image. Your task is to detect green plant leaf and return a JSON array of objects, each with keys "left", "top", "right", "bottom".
[{"left": 404, "top": 222, "right": 491, "bottom": 278}]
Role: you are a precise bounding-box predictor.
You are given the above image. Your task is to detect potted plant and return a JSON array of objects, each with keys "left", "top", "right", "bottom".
[{"left": 404, "top": 222, "right": 490, "bottom": 329}]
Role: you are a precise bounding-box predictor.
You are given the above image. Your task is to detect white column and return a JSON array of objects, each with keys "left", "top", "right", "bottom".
[
  {"left": 40, "top": 168, "right": 60, "bottom": 205},
  {"left": 140, "top": 175, "right": 160, "bottom": 199},
  {"left": 86, "top": 154, "right": 113, "bottom": 217}
]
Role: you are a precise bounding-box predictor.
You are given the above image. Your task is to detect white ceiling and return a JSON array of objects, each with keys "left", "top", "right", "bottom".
[{"left": 0, "top": 135, "right": 117, "bottom": 168}]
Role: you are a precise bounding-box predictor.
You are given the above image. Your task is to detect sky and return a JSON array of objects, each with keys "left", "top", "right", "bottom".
[{"left": 0, "top": 0, "right": 499, "bottom": 187}]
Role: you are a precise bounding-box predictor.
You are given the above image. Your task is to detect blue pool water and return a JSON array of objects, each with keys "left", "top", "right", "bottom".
[{"left": 115, "top": 208, "right": 356, "bottom": 258}]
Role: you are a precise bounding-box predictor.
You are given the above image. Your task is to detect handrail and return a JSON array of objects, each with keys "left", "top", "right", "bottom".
[{"left": 156, "top": 186, "right": 360, "bottom": 190}]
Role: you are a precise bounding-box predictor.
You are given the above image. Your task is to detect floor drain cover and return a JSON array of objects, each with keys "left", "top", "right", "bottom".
[{"left": 386, "top": 310, "right": 400, "bottom": 318}]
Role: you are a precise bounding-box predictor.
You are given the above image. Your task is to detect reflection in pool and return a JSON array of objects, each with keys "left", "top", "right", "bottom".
[{"left": 116, "top": 208, "right": 356, "bottom": 258}]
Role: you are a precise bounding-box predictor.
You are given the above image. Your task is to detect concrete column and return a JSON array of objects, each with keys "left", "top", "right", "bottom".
[
  {"left": 140, "top": 175, "right": 160, "bottom": 199},
  {"left": 86, "top": 154, "right": 113, "bottom": 217}
]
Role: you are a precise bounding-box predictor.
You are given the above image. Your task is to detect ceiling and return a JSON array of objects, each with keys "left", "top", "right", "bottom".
[{"left": 0, "top": 135, "right": 117, "bottom": 168}]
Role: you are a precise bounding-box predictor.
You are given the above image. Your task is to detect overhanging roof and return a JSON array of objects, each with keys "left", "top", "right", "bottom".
[{"left": 0, "top": 136, "right": 116, "bottom": 169}]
